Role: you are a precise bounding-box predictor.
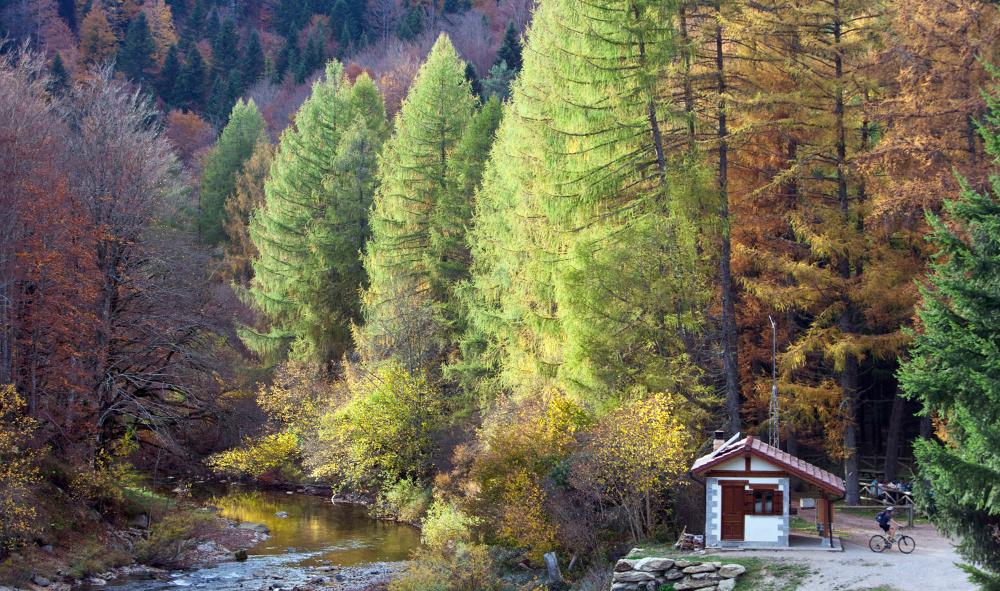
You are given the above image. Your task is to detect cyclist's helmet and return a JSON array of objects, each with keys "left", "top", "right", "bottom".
[{"left": 886, "top": 506, "right": 895, "bottom": 512}]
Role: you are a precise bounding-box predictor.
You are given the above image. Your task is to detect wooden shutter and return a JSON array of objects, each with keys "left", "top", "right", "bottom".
[
  {"left": 773, "top": 491, "right": 784, "bottom": 515},
  {"left": 743, "top": 490, "right": 753, "bottom": 513}
]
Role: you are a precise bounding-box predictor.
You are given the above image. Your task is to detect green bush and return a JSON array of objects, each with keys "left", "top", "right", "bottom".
[
  {"left": 374, "top": 479, "right": 432, "bottom": 523},
  {"left": 134, "top": 511, "right": 221, "bottom": 567},
  {"left": 420, "top": 501, "right": 478, "bottom": 552},
  {"left": 390, "top": 544, "right": 501, "bottom": 591}
]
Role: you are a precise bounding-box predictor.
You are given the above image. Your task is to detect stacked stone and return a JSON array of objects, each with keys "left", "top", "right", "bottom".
[{"left": 610, "top": 558, "right": 747, "bottom": 591}]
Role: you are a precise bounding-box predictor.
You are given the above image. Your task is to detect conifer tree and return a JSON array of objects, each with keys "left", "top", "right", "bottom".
[
  {"left": 118, "top": 12, "right": 154, "bottom": 81},
  {"left": 200, "top": 99, "right": 267, "bottom": 244},
  {"left": 212, "top": 18, "right": 239, "bottom": 79},
  {"left": 159, "top": 44, "right": 182, "bottom": 105},
  {"left": 242, "top": 30, "right": 265, "bottom": 87},
  {"left": 206, "top": 70, "right": 241, "bottom": 126},
  {"left": 223, "top": 138, "right": 274, "bottom": 285},
  {"left": 494, "top": 22, "right": 522, "bottom": 72},
  {"left": 47, "top": 53, "right": 70, "bottom": 96},
  {"left": 244, "top": 64, "right": 388, "bottom": 365},
  {"left": 144, "top": 0, "right": 177, "bottom": 64},
  {"left": 461, "top": 0, "right": 710, "bottom": 404},
  {"left": 79, "top": 4, "right": 118, "bottom": 65},
  {"left": 898, "top": 76, "right": 1000, "bottom": 588},
  {"left": 361, "top": 34, "right": 477, "bottom": 368},
  {"left": 178, "top": 45, "right": 206, "bottom": 109},
  {"left": 463, "top": 62, "right": 481, "bottom": 99}
]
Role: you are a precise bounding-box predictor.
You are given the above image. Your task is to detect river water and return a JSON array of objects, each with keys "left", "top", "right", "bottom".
[{"left": 102, "top": 486, "right": 420, "bottom": 591}]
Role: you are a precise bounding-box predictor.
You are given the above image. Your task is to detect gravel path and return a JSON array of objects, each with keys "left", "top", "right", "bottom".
[{"left": 721, "top": 509, "right": 974, "bottom": 591}]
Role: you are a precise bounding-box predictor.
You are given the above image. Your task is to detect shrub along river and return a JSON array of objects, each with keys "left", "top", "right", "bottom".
[{"left": 100, "top": 486, "right": 420, "bottom": 591}]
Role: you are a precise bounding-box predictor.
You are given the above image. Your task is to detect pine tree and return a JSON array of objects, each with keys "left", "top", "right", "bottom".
[
  {"left": 187, "top": 0, "right": 205, "bottom": 37},
  {"left": 897, "top": 75, "right": 1000, "bottom": 588},
  {"left": 212, "top": 18, "right": 239, "bottom": 79},
  {"left": 79, "top": 4, "right": 118, "bottom": 65},
  {"left": 47, "top": 53, "right": 70, "bottom": 96},
  {"left": 460, "top": 0, "right": 710, "bottom": 404},
  {"left": 200, "top": 99, "right": 267, "bottom": 244},
  {"left": 361, "top": 34, "right": 477, "bottom": 368},
  {"left": 242, "top": 30, "right": 265, "bottom": 88},
  {"left": 178, "top": 45, "right": 206, "bottom": 109},
  {"left": 206, "top": 70, "right": 242, "bottom": 126},
  {"left": 159, "top": 44, "right": 182, "bottom": 105},
  {"left": 118, "top": 12, "right": 154, "bottom": 81},
  {"left": 223, "top": 139, "right": 274, "bottom": 285},
  {"left": 244, "top": 63, "right": 388, "bottom": 365},
  {"left": 494, "top": 22, "right": 522, "bottom": 72},
  {"left": 463, "top": 62, "right": 480, "bottom": 99}
]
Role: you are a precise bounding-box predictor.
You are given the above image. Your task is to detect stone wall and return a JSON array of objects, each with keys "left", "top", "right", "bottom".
[{"left": 611, "top": 557, "right": 747, "bottom": 591}]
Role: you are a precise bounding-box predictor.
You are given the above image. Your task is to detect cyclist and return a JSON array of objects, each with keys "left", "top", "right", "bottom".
[{"left": 875, "top": 506, "right": 899, "bottom": 544}]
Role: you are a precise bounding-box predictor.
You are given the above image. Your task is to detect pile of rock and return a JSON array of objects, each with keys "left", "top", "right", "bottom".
[{"left": 611, "top": 557, "right": 747, "bottom": 591}]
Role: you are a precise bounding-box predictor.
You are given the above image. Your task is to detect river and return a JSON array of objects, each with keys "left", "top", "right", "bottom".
[{"left": 100, "top": 486, "right": 421, "bottom": 591}]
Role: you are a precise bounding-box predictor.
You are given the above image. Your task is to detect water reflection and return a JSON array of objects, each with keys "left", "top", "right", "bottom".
[{"left": 203, "top": 487, "right": 419, "bottom": 566}]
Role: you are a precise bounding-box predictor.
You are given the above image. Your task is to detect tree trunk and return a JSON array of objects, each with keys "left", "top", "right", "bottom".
[
  {"left": 716, "top": 1, "right": 741, "bottom": 433},
  {"left": 883, "top": 392, "right": 905, "bottom": 481}
]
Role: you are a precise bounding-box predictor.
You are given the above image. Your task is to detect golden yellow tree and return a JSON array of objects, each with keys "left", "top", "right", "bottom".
[
  {"left": 0, "top": 385, "right": 40, "bottom": 552},
  {"left": 79, "top": 4, "right": 118, "bottom": 66},
  {"left": 142, "top": 0, "right": 178, "bottom": 65}
]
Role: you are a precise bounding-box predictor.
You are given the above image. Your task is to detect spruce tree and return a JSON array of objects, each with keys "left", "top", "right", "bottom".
[
  {"left": 898, "top": 78, "right": 1000, "bottom": 588},
  {"left": 118, "top": 12, "right": 155, "bottom": 82},
  {"left": 244, "top": 63, "right": 388, "bottom": 365},
  {"left": 47, "top": 54, "right": 70, "bottom": 96},
  {"left": 212, "top": 19, "right": 240, "bottom": 79},
  {"left": 206, "top": 70, "right": 241, "bottom": 126},
  {"left": 159, "top": 45, "right": 182, "bottom": 105},
  {"left": 361, "top": 34, "right": 477, "bottom": 368},
  {"left": 179, "top": 46, "right": 206, "bottom": 109},
  {"left": 242, "top": 30, "right": 265, "bottom": 88},
  {"left": 494, "top": 22, "right": 522, "bottom": 72},
  {"left": 464, "top": 62, "right": 481, "bottom": 99},
  {"left": 200, "top": 99, "right": 267, "bottom": 244}
]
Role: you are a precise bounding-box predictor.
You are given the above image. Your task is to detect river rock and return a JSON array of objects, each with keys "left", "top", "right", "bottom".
[
  {"left": 634, "top": 557, "right": 674, "bottom": 572},
  {"left": 239, "top": 522, "right": 270, "bottom": 534},
  {"left": 672, "top": 580, "right": 718, "bottom": 590},
  {"left": 276, "top": 512, "right": 289, "bottom": 518},
  {"left": 234, "top": 549, "right": 248, "bottom": 561},
  {"left": 682, "top": 564, "right": 717, "bottom": 574},
  {"left": 719, "top": 564, "right": 746, "bottom": 578},
  {"left": 31, "top": 575, "right": 50, "bottom": 587},
  {"left": 665, "top": 569, "right": 684, "bottom": 580},
  {"left": 614, "top": 559, "right": 636, "bottom": 572},
  {"left": 718, "top": 578, "right": 736, "bottom": 591},
  {"left": 86, "top": 577, "right": 107, "bottom": 586},
  {"left": 129, "top": 514, "right": 150, "bottom": 529},
  {"left": 610, "top": 584, "right": 638, "bottom": 591},
  {"left": 613, "top": 571, "right": 655, "bottom": 583}
]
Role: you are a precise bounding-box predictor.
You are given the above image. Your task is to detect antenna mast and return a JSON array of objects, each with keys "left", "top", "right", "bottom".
[{"left": 768, "top": 316, "right": 780, "bottom": 449}]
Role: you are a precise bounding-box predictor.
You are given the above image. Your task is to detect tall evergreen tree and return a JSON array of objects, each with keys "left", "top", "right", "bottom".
[
  {"left": 361, "top": 34, "right": 477, "bottom": 368},
  {"left": 898, "top": 76, "right": 1000, "bottom": 589},
  {"left": 159, "top": 44, "right": 182, "bottom": 105},
  {"left": 212, "top": 18, "right": 240, "bottom": 79},
  {"left": 494, "top": 22, "right": 522, "bottom": 72},
  {"left": 199, "top": 99, "right": 267, "bottom": 244},
  {"left": 244, "top": 63, "right": 388, "bottom": 365},
  {"left": 205, "top": 70, "right": 241, "bottom": 126},
  {"left": 178, "top": 46, "right": 207, "bottom": 109},
  {"left": 242, "top": 30, "right": 265, "bottom": 88},
  {"left": 223, "top": 139, "right": 274, "bottom": 285},
  {"left": 47, "top": 53, "right": 70, "bottom": 96},
  {"left": 118, "top": 12, "right": 155, "bottom": 82},
  {"left": 461, "top": 0, "right": 710, "bottom": 405}
]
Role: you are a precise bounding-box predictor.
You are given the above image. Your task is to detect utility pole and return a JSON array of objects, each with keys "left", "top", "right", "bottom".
[{"left": 768, "top": 316, "right": 780, "bottom": 449}]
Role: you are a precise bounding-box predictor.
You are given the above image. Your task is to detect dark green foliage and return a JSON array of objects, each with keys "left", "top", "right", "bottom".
[
  {"left": 212, "top": 19, "right": 240, "bottom": 79},
  {"left": 898, "top": 76, "right": 1000, "bottom": 589},
  {"left": 294, "top": 35, "right": 325, "bottom": 83},
  {"left": 206, "top": 70, "right": 242, "bottom": 126},
  {"left": 48, "top": 53, "right": 70, "bottom": 96},
  {"left": 480, "top": 61, "right": 513, "bottom": 102},
  {"left": 396, "top": 5, "right": 424, "bottom": 41},
  {"left": 178, "top": 46, "right": 207, "bottom": 109},
  {"left": 205, "top": 10, "right": 220, "bottom": 39},
  {"left": 464, "top": 62, "right": 481, "bottom": 99},
  {"left": 199, "top": 99, "right": 267, "bottom": 244},
  {"left": 275, "top": 0, "right": 311, "bottom": 37},
  {"left": 274, "top": 38, "right": 298, "bottom": 83},
  {"left": 159, "top": 45, "right": 182, "bottom": 106},
  {"left": 187, "top": 0, "right": 206, "bottom": 38},
  {"left": 118, "top": 13, "right": 155, "bottom": 82},
  {"left": 494, "top": 22, "right": 521, "bottom": 72},
  {"left": 242, "top": 30, "right": 265, "bottom": 87}
]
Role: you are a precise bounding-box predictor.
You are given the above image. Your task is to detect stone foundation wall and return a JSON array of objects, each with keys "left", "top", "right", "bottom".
[{"left": 611, "top": 557, "right": 746, "bottom": 591}]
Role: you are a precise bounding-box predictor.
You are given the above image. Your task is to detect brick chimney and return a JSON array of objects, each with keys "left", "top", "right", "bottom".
[{"left": 713, "top": 430, "right": 726, "bottom": 451}]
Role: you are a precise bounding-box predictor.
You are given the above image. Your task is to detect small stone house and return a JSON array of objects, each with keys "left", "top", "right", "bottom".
[{"left": 691, "top": 433, "right": 845, "bottom": 548}]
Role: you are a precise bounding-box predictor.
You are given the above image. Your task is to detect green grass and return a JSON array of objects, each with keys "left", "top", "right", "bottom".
[
  {"left": 626, "top": 547, "right": 810, "bottom": 591},
  {"left": 123, "top": 485, "right": 172, "bottom": 518}
]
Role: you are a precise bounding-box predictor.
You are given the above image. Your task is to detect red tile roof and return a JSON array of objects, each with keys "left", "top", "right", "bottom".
[{"left": 691, "top": 435, "right": 846, "bottom": 496}]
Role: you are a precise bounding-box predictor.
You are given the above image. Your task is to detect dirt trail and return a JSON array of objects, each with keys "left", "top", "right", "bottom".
[{"left": 721, "top": 509, "right": 974, "bottom": 590}]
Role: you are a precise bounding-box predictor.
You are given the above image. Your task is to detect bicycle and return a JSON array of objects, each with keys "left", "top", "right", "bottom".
[{"left": 869, "top": 530, "right": 915, "bottom": 554}]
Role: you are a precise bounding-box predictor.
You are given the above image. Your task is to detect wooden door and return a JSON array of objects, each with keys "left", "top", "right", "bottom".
[{"left": 720, "top": 484, "right": 745, "bottom": 541}]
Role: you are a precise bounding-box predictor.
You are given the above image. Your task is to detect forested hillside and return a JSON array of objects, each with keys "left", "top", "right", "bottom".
[{"left": 2, "top": 0, "right": 1000, "bottom": 589}]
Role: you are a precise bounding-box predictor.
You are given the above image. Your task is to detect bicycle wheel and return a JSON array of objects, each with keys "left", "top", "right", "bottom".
[
  {"left": 897, "top": 535, "right": 915, "bottom": 554},
  {"left": 869, "top": 535, "right": 888, "bottom": 552}
]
